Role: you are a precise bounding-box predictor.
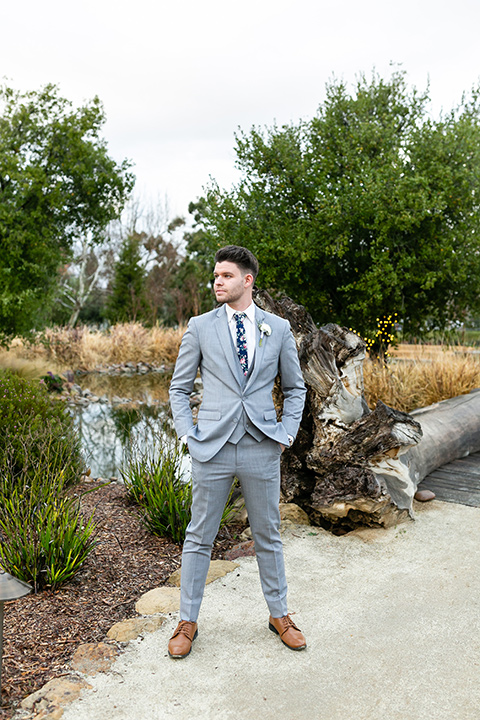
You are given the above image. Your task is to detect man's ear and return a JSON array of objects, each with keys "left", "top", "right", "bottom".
[{"left": 244, "top": 273, "right": 254, "bottom": 288}]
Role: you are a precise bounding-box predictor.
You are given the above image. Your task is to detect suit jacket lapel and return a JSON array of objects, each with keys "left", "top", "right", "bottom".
[{"left": 214, "top": 306, "right": 243, "bottom": 389}]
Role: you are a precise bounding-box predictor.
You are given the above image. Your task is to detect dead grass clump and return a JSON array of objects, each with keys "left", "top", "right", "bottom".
[
  {"left": 6, "top": 323, "right": 186, "bottom": 371},
  {"left": 0, "top": 351, "right": 62, "bottom": 380},
  {"left": 73, "top": 329, "right": 111, "bottom": 369},
  {"left": 102, "top": 323, "right": 150, "bottom": 364},
  {"left": 149, "top": 325, "right": 185, "bottom": 365},
  {"left": 364, "top": 354, "right": 480, "bottom": 413},
  {"left": 40, "top": 326, "right": 87, "bottom": 367}
]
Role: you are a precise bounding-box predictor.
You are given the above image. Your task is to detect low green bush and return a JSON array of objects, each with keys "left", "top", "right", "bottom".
[
  {"left": 0, "top": 369, "right": 83, "bottom": 485},
  {"left": 0, "top": 370, "right": 95, "bottom": 591},
  {"left": 0, "top": 466, "right": 96, "bottom": 592},
  {"left": 122, "top": 435, "right": 239, "bottom": 544}
]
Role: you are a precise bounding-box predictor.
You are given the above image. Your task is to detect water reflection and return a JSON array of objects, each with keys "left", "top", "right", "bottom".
[{"left": 71, "top": 372, "right": 179, "bottom": 479}]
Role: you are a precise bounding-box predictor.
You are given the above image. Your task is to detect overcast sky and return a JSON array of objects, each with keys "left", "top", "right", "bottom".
[{"left": 2, "top": 0, "right": 480, "bottom": 222}]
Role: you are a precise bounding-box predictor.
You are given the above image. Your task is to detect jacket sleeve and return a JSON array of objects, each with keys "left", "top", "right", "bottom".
[
  {"left": 169, "top": 319, "right": 202, "bottom": 438},
  {"left": 278, "top": 321, "right": 306, "bottom": 439}
]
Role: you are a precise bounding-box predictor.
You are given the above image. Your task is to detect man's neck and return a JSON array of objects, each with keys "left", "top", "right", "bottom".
[{"left": 227, "top": 298, "right": 253, "bottom": 312}]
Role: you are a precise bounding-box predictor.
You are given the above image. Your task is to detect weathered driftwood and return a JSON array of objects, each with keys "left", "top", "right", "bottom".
[
  {"left": 254, "top": 289, "right": 426, "bottom": 529},
  {"left": 406, "top": 390, "right": 480, "bottom": 485}
]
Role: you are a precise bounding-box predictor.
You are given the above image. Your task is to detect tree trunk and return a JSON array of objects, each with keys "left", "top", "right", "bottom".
[
  {"left": 254, "top": 290, "right": 427, "bottom": 530},
  {"left": 405, "top": 390, "right": 480, "bottom": 483}
]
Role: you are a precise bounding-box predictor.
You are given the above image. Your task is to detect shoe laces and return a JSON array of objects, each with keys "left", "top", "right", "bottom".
[
  {"left": 279, "top": 613, "right": 300, "bottom": 633},
  {"left": 174, "top": 621, "right": 196, "bottom": 639}
]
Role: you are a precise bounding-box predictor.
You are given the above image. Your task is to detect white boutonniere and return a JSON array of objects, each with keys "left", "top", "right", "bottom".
[{"left": 258, "top": 321, "right": 272, "bottom": 346}]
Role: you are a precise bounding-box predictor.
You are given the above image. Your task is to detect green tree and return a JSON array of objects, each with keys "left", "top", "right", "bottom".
[
  {"left": 200, "top": 70, "right": 480, "bottom": 337},
  {"left": 106, "top": 233, "right": 146, "bottom": 322},
  {"left": 0, "top": 84, "right": 134, "bottom": 335},
  {"left": 170, "top": 200, "right": 216, "bottom": 322}
]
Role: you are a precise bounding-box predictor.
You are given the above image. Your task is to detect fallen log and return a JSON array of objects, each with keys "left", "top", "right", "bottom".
[
  {"left": 406, "top": 390, "right": 480, "bottom": 484},
  {"left": 254, "top": 289, "right": 476, "bottom": 530}
]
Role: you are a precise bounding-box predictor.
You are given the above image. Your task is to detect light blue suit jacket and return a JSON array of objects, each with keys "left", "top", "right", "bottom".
[{"left": 169, "top": 303, "right": 306, "bottom": 462}]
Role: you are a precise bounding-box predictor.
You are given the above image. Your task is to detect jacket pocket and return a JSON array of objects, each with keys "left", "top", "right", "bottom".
[
  {"left": 264, "top": 409, "right": 277, "bottom": 421},
  {"left": 198, "top": 408, "right": 221, "bottom": 421}
]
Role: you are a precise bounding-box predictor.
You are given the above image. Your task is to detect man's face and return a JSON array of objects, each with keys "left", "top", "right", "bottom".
[{"left": 213, "top": 261, "right": 253, "bottom": 307}]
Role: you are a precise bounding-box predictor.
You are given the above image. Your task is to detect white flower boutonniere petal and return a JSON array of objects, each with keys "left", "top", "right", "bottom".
[{"left": 258, "top": 321, "right": 272, "bottom": 346}]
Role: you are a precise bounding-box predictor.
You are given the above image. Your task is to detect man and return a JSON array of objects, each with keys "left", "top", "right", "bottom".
[{"left": 168, "top": 245, "right": 307, "bottom": 658}]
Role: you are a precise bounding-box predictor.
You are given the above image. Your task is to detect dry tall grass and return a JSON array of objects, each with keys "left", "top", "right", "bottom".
[
  {"left": 0, "top": 351, "right": 62, "bottom": 380},
  {"left": 5, "top": 323, "right": 185, "bottom": 372},
  {"left": 363, "top": 354, "right": 480, "bottom": 412}
]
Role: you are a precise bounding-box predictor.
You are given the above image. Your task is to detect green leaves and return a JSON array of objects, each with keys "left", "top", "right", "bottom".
[
  {"left": 122, "top": 435, "right": 238, "bottom": 544},
  {"left": 0, "top": 84, "right": 134, "bottom": 335},
  {"left": 0, "top": 370, "right": 83, "bottom": 486},
  {"left": 0, "top": 470, "right": 96, "bottom": 593},
  {"left": 0, "top": 371, "right": 95, "bottom": 591},
  {"left": 200, "top": 69, "right": 480, "bottom": 337}
]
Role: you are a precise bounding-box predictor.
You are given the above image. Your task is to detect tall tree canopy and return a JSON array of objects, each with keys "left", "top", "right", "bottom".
[
  {"left": 200, "top": 70, "right": 480, "bottom": 336},
  {"left": 0, "top": 84, "right": 134, "bottom": 335}
]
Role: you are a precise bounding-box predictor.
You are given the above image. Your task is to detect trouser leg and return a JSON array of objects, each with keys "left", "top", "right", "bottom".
[
  {"left": 180, "top": 445, "right": 235, "bottom": 622},
  {"left": 236, "top": 435, "right": 288, "bottom": 618}
]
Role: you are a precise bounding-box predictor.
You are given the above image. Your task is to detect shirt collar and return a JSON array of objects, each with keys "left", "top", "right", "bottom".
[{"left": 225, "top": 302, "right": 256, "bottom": 325}]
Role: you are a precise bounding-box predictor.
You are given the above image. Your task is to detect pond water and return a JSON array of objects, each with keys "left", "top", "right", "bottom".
[{"left": 70, "top": 371, "right": 183, "bottom": 479}]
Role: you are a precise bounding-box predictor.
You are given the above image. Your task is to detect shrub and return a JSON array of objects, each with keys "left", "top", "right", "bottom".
[
  {"left": 0, "top": 369, "right": 83, "bottom": 485},
  {"left": 0, "top": 466, "right": 96, "bottom": 592},
  {"left": 0, "top": 370, "right": 94, "bottom": 591},
  {"left": 122, "top": 435, "right": 239, "bottom": 544}
]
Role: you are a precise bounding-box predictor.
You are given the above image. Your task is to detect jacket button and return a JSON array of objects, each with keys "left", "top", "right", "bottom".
[{"left": 232, "top": 417, "right": 237, "bottom": 423}]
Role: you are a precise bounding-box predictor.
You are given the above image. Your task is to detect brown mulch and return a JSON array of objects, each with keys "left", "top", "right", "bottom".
[{"left": 1, "top": 481, "right": 244, "bottom": 718}]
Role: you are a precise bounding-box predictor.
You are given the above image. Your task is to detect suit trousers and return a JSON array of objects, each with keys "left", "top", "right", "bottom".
[{"left": 180, "top": 433, "right": 288, "bottom": 621}]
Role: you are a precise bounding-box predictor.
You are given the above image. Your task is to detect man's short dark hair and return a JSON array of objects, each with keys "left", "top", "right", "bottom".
[{"left": 214, "top": 245, "right": 259, "bottom": 281}]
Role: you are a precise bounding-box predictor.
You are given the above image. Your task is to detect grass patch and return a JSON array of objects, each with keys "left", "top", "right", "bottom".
[
  {"left": 363, "top": 354, "right": 480, "bottom": 413},
  {"left": 6, "top": 323, "right": 185, "bottom": 371}
]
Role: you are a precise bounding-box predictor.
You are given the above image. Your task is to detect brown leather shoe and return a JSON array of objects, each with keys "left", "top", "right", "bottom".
[
  {"left": 168, "top": 621, "right": 198, "bottom": 659},
  {"left": 269, "top": 614, "right": 306, "bottom": 651}
]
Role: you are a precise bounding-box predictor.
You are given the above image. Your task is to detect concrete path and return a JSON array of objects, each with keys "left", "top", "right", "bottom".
[{"left": 61, "top": 500, "right": 480, "bottom": 720}]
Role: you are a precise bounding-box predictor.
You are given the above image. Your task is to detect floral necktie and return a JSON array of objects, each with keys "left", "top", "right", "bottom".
[{"left": 233, "top": 312, "right": 248, "bottom": 375}]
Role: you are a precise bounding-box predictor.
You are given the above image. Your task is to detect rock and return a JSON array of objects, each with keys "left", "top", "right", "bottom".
[
  {"left": 279, "top": 503, "right": 311, "bottom": 525},
  {"left": 21, "top": 676, "right": 92, "bottom": 716},
  {"left": 239, "top": 527, "right": 253, "bottom": 541},
  {"left": 224, "top": 540, "right": 256, "bottom": 560},
  {"left": 167, "top": 559, "right": 240, "bottom": 587},
  {"left": 414, "top": 489, "right": 436, "bottom": 502},
  {"left": 228, "top": 497, "right": 248, "bottom": 524},
  {"left": 135, "top": 586, "right": 181, "bottom": 615},
  {"left": 69, "top": 642, "right": 119, "bottom": 676},
  {"left": 107, "top": 615, "right": 166, "bottom": 642}
]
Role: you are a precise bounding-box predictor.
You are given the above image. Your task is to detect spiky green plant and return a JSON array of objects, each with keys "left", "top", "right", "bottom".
[
  {"left": 122, "top": 435, "right": 239, "bottom": 544},
  {"left": 0, "top": 369, "right": 95, "bottom": 592},
  {"left": 0, "top": 464, "right": 96, "bottom": 592}
]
